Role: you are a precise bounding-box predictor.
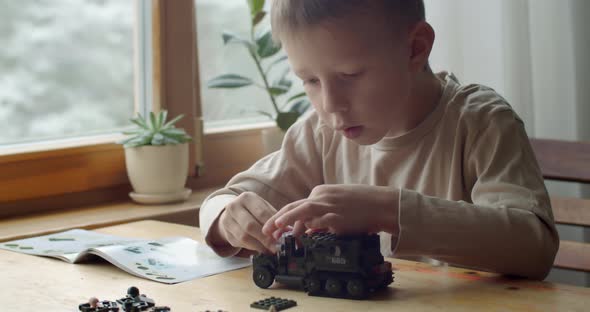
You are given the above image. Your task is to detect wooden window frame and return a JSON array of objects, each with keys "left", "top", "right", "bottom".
[{"left": 0, "top": 0, "right": 273, "bottom": 218}]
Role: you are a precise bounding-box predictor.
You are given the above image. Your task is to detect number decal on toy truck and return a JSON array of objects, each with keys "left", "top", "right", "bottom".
[{"left": 328, "top": 256, "right": 347, "bottom": 265}]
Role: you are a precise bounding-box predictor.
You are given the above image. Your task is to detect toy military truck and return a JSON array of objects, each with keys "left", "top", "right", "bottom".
[{"left": 252, "top": 232, "right": 393, "bottom": 299}]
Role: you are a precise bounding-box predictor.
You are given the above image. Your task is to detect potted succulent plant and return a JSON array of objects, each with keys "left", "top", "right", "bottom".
[
  {"left": 207, "top": 0, "right": 310, "bottom": 154},
  {"left": 118, "top": 110, "right": 192, "bottom": 204}
]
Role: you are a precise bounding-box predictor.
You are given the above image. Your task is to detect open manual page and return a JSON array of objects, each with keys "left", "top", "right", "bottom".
[{"left": 0, "top": 229, "right": 250, "bottom": 284}]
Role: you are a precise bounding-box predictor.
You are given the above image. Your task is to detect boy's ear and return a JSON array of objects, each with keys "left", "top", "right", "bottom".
[{"left": 408, "top": 21, "right": 435, "bottom": 72}]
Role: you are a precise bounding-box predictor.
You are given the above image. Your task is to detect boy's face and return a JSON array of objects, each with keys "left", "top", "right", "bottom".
[{"left": 282, "top": 14, "right": 414, "bottom": 145}]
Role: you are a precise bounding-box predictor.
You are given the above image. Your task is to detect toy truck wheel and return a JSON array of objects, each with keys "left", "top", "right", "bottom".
[
  {"left": 346, "top": 279, "right": 367, "bottom": 298},
  {"left": 325, "top": 278, "right": 343, "bottom": 296},
  {"left": 253, "top": 267, "right": 275, "bottom": 289},
  {"left": 305, "top": 276, "right": 322, "bottom": 294}
]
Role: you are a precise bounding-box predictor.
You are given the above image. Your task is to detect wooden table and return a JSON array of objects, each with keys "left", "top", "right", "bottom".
[{"left": 1, "top": 220, "right": 588, "bottom": 311}]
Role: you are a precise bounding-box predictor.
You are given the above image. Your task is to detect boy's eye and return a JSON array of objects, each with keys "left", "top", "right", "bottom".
[
  {"left": 303, "top": 78, "right": 319, "bottom": 86},
  {"left": 341, "top": 71, "right": 362, "bottom": 78}
]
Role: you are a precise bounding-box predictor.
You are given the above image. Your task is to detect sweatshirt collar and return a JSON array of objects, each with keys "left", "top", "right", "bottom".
[{"left": 372, "top": 72, "right": 458, "bottom": 151}]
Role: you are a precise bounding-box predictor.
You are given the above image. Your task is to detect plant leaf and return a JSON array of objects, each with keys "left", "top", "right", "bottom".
[
  {"left": 247, "top": 0, "right": 265, "bottom": 19},
  {"left": 122, "top": 130, "right": 142, "bottom": 135},
  {"left": 256, "top": 30, "right": 280, "bottom": 58},
  {"left": 252, "top": 11, "right": 266, "bottom": 26},
  {"left": 256, "top": 110, "right": 273, "bottom": 120},
  {"left": 207, "top": 74, "right": 254, "bottom": 89},
  {"left": 151, "top": 133, "right": 165, "bottom": 145},
  {"left": 268, "top": 86, "right": 289, "bottom": 96},
  {"left": 158, "top": 110, "right": 167, "bottom": 129},
  {"left": 124, "top": 135, "right": 152, "bottom": 148},
  {"left": 162, "top": 128, "right": 188, "bottom": 136},
  {"left": 162, "top": 131, "right": 189, "bottom": 139},
  {"left": 273, "top": 82, "right": 292, "bottom": 96},
  {"left": 162, "top": 132, "right": 191, "bottom": 144},
  {"left": 222, "top": 31, "right": 255, "bottom": 51},
  {"left": 276, "top": 111, "right": 300, "bottom": 131},
  {"left": 264, "top": 55, "right": 288, "bottom": 75},
  {"left": 162, "top": 114, "right": 185, "bottom": 129},
  {"left": 118, "top": 136, "right": 137, "bottom": 145},
  {"left": 149, "top": 111, "right": 158, "bottom": 130},
  {"left": 130, "top": 116, "right": 148, "bottom": 130},
  {"left": 272, "top": 68, "right": 292, "bottom": 95},
  {"left": 285, "top": 92, "right": 307, "bottom": 104},
  {"left": 162, "top": 129, "right": 192, "bottom": 141},
  {"left": 276, "top": 66, "right": 290, "bottom": 81},
  {"left": 163, "top": 136, "right": 181, "bottom": 145},
  {"left": 289, "top": 99, "right": 311, "bottom": 115}
]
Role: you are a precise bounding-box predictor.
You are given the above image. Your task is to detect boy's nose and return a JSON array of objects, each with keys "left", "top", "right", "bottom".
[{"left": 321, "top": 85, "right": 348, "bottom": 114}]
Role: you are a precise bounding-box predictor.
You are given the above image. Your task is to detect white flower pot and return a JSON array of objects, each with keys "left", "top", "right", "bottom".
[
  {"left": 261, "top": 127, "right": 285, "bottom": 155},
  {"left": 124, "top": 143, "right": 191, "bottom": 204}
]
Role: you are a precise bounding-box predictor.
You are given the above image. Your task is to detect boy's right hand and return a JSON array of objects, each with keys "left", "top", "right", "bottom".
[{"left": 214, "top": 192, "right": 278, "bottom": 254}]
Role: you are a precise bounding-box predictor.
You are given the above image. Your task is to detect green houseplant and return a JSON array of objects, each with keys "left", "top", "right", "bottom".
[
  {"left": 119, "top": 111, "right": 191, "bottom": 147},
  {"left": 119, "top": 111, "right": 193, "bottom": 204},
  {"left": 207, "top": 0, "right": 310, "bottom": 133}
]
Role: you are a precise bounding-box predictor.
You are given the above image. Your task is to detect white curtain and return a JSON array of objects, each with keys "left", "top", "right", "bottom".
[
  {"left": 426, "top": 0, "right": 589, "bottom": 140},
  {"left": 424, "top": 0, "right": 590, "bottom": 286}
]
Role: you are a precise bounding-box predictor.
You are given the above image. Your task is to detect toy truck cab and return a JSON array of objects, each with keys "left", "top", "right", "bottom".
[{"left": 252, "top": 232, "right": 393, "bottom": 299}]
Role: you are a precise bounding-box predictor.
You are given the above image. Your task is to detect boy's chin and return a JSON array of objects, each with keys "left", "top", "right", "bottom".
[{"left": 342, "top": 133, "right": 383, "bottom": 146}]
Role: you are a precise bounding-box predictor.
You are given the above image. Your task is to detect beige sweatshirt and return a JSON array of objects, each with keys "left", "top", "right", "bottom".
[{"left": 200, "top": 72, "right": 559, "bottom": 280}]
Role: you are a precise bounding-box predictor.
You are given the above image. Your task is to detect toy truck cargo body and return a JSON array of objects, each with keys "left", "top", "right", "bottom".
[{"left": 252, "top": 232, "right": 393, "bottom": 299}]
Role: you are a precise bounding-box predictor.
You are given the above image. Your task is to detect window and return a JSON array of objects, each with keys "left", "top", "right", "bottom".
[
  {"left": 0, "top": 0, "right": 259, "bottom": 214},
  {"left": 0, "top": 0, "right": 163, "bottom": 210},
  {"left": 195, "top": 0, "right": 304, "bottom": 130},
  {"left": 0, "top": 0, "right": 137, "bottom": 146}
]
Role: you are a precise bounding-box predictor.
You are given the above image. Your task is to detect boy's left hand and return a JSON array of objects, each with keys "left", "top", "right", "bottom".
[{"left": 262, "top": 184, "right": 399, "bottom": 240}]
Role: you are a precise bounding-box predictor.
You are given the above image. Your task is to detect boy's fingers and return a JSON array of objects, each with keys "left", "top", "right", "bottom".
[
  {"left": 262, "top": 220, "right": 277, "bottom": 237},
  {"left": 226, "top": 216, "right": 270, "bottom": 253},
  {"left": 230, "top": 230, "right": 268, "bottom": 254},
  {"left": 292, "top": 220, "right": 307, "bottom": 237},
  {"left": 305, "top": 213, "right": 346, "bottom": 234},
  {"left": 263, "top": 199, "right": 305, "bottom": 235},
  {"left": 272, "top": 228, "right": 283, "bottom": 240},
  {"left": 223, "top": 218, "right": 246, "bottom": 247},
  {"left": 239, "top": 219, "right": 275, "bottom": 251},
  {"left": 226, "top": 206, "right": 274, "bottom": 252},
  {"left": 271, "top": 225, "right": 295, "bottom": 240},
  {"left": 247, "top": 196, "right": 278, "bottom": 225},
  {"left": 233, "top": 192, "right": 275, "bottom": 224},
  {"left": 275, "top": 202, "right": 330, "bottom": 228}
]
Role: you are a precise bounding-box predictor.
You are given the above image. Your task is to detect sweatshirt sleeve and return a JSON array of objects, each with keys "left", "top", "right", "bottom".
[
  {"left": 199, "top": 113, "right": 327, "bottom": 256},
  {"left": 393, "top": 109, "right": 559, "bottom": 280}
]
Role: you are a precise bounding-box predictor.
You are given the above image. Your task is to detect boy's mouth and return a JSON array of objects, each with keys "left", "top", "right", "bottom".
[{"left": 342, "top": 126, "right": 364, "bottom": 139}]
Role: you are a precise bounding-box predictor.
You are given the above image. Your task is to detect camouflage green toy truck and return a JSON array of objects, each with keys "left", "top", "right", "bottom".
[{"left": 252, "top": 231, "right": 393, "bottom": 299}]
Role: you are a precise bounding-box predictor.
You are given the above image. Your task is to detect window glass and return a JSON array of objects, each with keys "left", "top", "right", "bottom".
[
  {"left": 195, "top": 0, "right": 304, "bottom": 130},
  {"left": 0, "top": 0, "right": 135, "bottom": 146}
]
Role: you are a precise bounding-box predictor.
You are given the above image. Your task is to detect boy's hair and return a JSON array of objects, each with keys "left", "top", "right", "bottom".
[{"left": 270, "top": 0, "right": 426, "bottom": 43}]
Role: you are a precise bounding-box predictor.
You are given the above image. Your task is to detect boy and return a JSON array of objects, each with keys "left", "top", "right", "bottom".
[{"left": 200, "top": 0, "right": 558, "bottom": 280}]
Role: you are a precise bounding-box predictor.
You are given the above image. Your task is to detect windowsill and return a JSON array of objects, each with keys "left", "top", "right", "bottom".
[
  {"left": 0, "top": 133, "right": 127, "bottom": 159},
  {"left": 1, "top": 120, "right": 269, "bottom": 215},
  {"left": 204, "top": 121, "right": 276, "bottom": 136},
  {"left": 0, "top": 187, "right": 218, "bottom": 243}
]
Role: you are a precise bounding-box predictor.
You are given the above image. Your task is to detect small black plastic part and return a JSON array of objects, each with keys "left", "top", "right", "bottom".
[{"left": 250, "top": 297, "right": 297, "bottom": 311}]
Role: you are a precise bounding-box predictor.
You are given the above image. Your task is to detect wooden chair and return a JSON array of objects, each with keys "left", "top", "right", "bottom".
[{"left": 529, "top": 138, "right": 590, "bottom": 272}]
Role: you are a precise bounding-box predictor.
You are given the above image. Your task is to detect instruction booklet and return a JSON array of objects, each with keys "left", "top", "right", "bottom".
[{"left": 0, "top": 229, "right": 250, "bottom": 284}]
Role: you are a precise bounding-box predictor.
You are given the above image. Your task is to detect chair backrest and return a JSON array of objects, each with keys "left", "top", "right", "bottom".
[{"left": 530, "top": 138, "right": 590, "bottom": 272}]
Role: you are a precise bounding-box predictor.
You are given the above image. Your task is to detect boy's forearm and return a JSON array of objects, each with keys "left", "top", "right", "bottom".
[
  {"left": 200, "top": 194, "right": 241, "bottom": 257},
  {"left": 376, "top": 187, "right": 401, "bottom": 235},
  {"left": 207, "top": 212, "right": 229, "bottom": 247},
  {"left": 204, "top": 212, "right": 242, "bottom": 257},
  {"left": 393, "top": 189, "right": 559, "bottom": 280}
]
